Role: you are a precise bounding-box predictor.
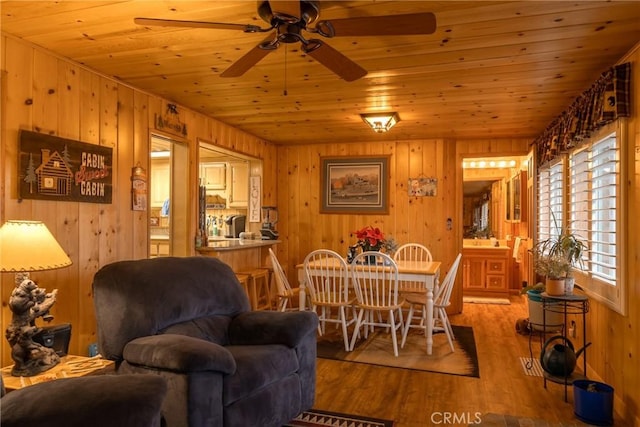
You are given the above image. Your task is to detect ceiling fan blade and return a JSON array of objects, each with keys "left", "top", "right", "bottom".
[
  {"left": 220, "top": 37, "right": 276, "bottom": 78},
  {"left": 134, "top": 17, "right": 260, "bottom": 32},
  {"left": 268, "top": 0, "right": 301, "bottom": 22},
  {"left": 319, "top": 12, "right": 436, "bottom": 37},
  {"left": 305, "top": 41, "right": 367, "bottom": 82}
]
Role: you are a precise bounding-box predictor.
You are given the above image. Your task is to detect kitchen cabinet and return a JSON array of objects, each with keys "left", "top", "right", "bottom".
[
  {"left": 462, "top": 247, "right": 510, "bottom": 296},
  {"left": 200, "top": 161, "right": 249, "bottom": 208},
  {"left": 201, "top": 162, "right": 226, "bottom": 190},
  {"left": 228, "top": 161, "right": 249, "bottom": 208},
  {"left": 150, "top": 159, "right": 170, "bottom": 208},
  {"left": 150, "top": 236, "right": 170, "bottom": 258}
]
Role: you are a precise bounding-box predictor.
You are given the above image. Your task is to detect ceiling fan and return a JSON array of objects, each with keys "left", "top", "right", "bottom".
[{"left": 134, "top": 1, "right": 436, "bottom": 82}]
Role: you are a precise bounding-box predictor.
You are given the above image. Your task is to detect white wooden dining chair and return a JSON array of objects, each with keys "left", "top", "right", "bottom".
[
  {"left": 303, "top": 249, "right": 356, "bottom": 352},
  {"left": 268, "top": 248, "right": 301, "bottom": 312},
  {"left": 401, "top": 253, "right": 462, "bottom": 353},
  {"left": 349, "top": 251, "right": 405, "bottom": 357},
  {"left": 393, "top": 243, "right": 433, "bottom": 294}
]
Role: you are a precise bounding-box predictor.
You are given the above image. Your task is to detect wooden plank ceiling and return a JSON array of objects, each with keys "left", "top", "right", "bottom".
[{"left": 2, "top": 1, "right": 639, "bottom": 145}]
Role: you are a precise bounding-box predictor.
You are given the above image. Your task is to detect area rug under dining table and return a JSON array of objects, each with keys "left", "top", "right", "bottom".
[{"left": 317, "top": 325, "right": 480, "bottom": 378}]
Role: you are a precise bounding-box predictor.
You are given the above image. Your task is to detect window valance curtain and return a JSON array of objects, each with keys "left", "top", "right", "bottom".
[{"left": 534, "top": 62, "right": 631, "bottom": 165}]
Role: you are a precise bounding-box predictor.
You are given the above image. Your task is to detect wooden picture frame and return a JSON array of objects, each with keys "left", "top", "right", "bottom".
[{"left": 320, "top": 156, "right": 389, "bottom": 214}]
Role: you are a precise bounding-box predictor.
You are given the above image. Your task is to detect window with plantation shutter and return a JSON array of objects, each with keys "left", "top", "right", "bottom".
[
  {"left": 537, "top": 161, "right": 563, "bottom": 248},
  {"left": 536, "top": 121, "right": 626, "bottom": 314},
  {"left": 569, "top": 149, "right": 589, "bottom": 266},
  {"left": 590, "top": 135, "right": 618, "bottom": 283},
  {"left": 570, "top": 133, "right": 619, "bottom": 285}
]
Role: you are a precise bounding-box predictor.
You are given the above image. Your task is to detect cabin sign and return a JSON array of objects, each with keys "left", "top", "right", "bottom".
[{"left": 19, "top": 130, "right": 112, "bottom": 204}]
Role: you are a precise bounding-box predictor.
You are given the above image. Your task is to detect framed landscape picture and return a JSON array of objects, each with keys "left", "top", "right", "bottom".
[{"left": 320, "top": 156, "right": 389, "bottom": 214}]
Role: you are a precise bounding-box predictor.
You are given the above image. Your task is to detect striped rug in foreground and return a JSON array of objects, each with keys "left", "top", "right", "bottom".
[{"left": 285, "top": 409, "right": 394, "bottom": 427}]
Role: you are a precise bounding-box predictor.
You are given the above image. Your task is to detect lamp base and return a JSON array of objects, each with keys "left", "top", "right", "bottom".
[
  {"left": 6, "top": 278, "right": 60, "bottom": 377},
  {"left": 11, "top": 346, "right": 60, "bottom": 377}
]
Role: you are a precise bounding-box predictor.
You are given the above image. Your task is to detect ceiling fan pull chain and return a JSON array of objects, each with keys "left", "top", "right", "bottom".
[{"left": 283, "top": 46, "right": 288, "bottom": 96}]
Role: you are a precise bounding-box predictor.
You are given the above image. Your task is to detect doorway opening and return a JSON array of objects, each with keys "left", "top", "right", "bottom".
[
  {"left": 461, "top": 155, "right": 531, "bottom": 297},
  {"left": 462, "top": 156, "right": 527, "bottom": 241},
  {"left": 149, "top": 134, "right": 189, "bottom": 257},
  {"left": 198, "top": 140, "right": 263, "bottom": 239}
]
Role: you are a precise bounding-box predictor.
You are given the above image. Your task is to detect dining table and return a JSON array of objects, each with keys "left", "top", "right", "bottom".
[{"left": 296, "top": 258, "right": 441, "bottom": 354}]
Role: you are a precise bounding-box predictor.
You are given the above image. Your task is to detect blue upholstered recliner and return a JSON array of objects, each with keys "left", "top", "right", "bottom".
[{"left": 92, "top": 256, "right": 318, "bottom": 427}]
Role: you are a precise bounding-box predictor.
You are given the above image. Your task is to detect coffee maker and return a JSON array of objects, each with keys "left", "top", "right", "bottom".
[
  {"left": 260, "top": 206, "right": 279, "bottom": 240},
  {"left": 224, "top": 215, "right": 246, "bottom": 238}
]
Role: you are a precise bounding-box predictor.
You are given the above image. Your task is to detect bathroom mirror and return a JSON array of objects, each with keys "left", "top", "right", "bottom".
[{"left": 462, "top": 156, "right": 526, "bottom": 240}]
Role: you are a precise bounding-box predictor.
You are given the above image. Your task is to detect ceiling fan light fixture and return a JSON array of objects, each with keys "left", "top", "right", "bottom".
[{"left": 360, "top": 112, "right": 400, "bottom": 133}]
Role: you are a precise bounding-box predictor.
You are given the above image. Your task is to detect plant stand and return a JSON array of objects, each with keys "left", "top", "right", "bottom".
[{"left": 541, "top": 292, "right": 590, "bottom": 402}]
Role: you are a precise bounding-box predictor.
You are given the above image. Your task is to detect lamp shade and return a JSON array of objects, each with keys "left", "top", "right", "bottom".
[{"left": 0, "top": 220, "right": 72, "bottom": 272}]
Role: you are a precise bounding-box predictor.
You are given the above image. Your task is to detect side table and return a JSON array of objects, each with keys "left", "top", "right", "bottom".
[
  {"left": 1, "top": 354, "right": 115, "bottom": 392},
  {"left": 541, "top": 292, "right": 590, "bottom": 402}
]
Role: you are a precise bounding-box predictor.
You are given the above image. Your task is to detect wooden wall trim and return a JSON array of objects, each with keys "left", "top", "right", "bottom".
[{"left": 0, "top": 35, "right": 276, "bottom": 365}]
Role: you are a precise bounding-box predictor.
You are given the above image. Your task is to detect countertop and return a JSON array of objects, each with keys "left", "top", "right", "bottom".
[
  {"left": 462, "top": 238, "right": 509, "bottom": 250},
  {"left": 196, "top": 238, "right": 281, "bottom": 252},
  {"left": 462, "top": 245, "right": 510, "bottom": 250}
]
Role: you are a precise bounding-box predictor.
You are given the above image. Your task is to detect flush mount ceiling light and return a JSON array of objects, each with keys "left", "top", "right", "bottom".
[{"left": 360, "top": 112, "right": 400, "bottom": 133}]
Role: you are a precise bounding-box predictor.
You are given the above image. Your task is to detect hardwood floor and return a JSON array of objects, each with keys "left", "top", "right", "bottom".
[{"left": 314, "top": 295, "right": 598, "bottom": 426}]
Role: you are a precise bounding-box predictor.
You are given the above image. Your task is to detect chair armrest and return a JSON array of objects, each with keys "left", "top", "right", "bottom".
[
  {"left": 228, "top": 311, "right": 318, "bottom": 347},
  {"left": 123, "top": 334, "right": 236, "bottom": 374}
]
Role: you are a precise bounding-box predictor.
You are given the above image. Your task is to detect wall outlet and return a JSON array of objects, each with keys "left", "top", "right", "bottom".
[{"left": 88, "top": 342, "right": 98, "bottom": 357}]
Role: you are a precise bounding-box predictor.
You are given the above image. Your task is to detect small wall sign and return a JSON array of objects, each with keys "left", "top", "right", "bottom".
[
  {"left": 249, "top": 176, "right": 261, "bottom": 223},
  {"left": 154, "top": 103, "right": 188, "bottom": 138},
  {"left": 19, "top": 130, "right": 113, "bottom": 204},
  {"left": 131, "top": 164, "right": 147, "bottom": 211},
  {"left": 408, "top": 176, "right": 437, "bottom": 197}
]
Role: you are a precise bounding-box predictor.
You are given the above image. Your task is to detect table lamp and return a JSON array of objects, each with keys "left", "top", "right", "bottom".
[{"left": 0, "top": 220, "right": 72, "bottom": 376}]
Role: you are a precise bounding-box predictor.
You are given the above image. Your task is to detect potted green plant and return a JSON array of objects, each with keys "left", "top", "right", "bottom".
[
  {"left": 521, "top": 224, "right": 587, "bottom": 331},
  {"left": 545, "top": 230, "right": 587, "bottom": 295},
  {"left": 532, "top": 250, "right": 571, "bottom": 295},
  {"left": 521, "top": 252, "right": 569, "bottom": 331},
  {"left": 535, "top": 227, "right": 588, "bottom": 295}
]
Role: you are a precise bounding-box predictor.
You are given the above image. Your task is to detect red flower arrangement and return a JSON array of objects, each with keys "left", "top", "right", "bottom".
[{"left": 353, "top": 226, "right": 397, "bottom": 252}]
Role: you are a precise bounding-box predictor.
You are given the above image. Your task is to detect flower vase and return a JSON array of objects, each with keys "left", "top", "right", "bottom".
[{"left": 362, "top": 247, "right": 380, "bottom": 265}]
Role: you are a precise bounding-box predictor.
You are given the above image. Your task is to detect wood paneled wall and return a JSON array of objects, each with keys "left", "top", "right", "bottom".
[
  {"left": 0, "top": 35, "right": 277, "bottom": 365},
  {"left": 274, "top": 138, "right": 530, "bottom": 318},
  {"left": 579, "top": 44, "right": 639, "bottom": 426}
]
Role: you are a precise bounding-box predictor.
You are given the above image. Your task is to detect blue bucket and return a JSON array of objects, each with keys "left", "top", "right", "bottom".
[
  {"left": 573, "top": 380, "right": 614, "bottom": 426},
  {"left": 526, "top": 289, "right": 543, "bottom": 302}
]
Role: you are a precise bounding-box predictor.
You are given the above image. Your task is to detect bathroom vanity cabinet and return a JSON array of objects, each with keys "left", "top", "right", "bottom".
[{"left": 462, "top": 245, "right": 511, "bottom": 297}]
